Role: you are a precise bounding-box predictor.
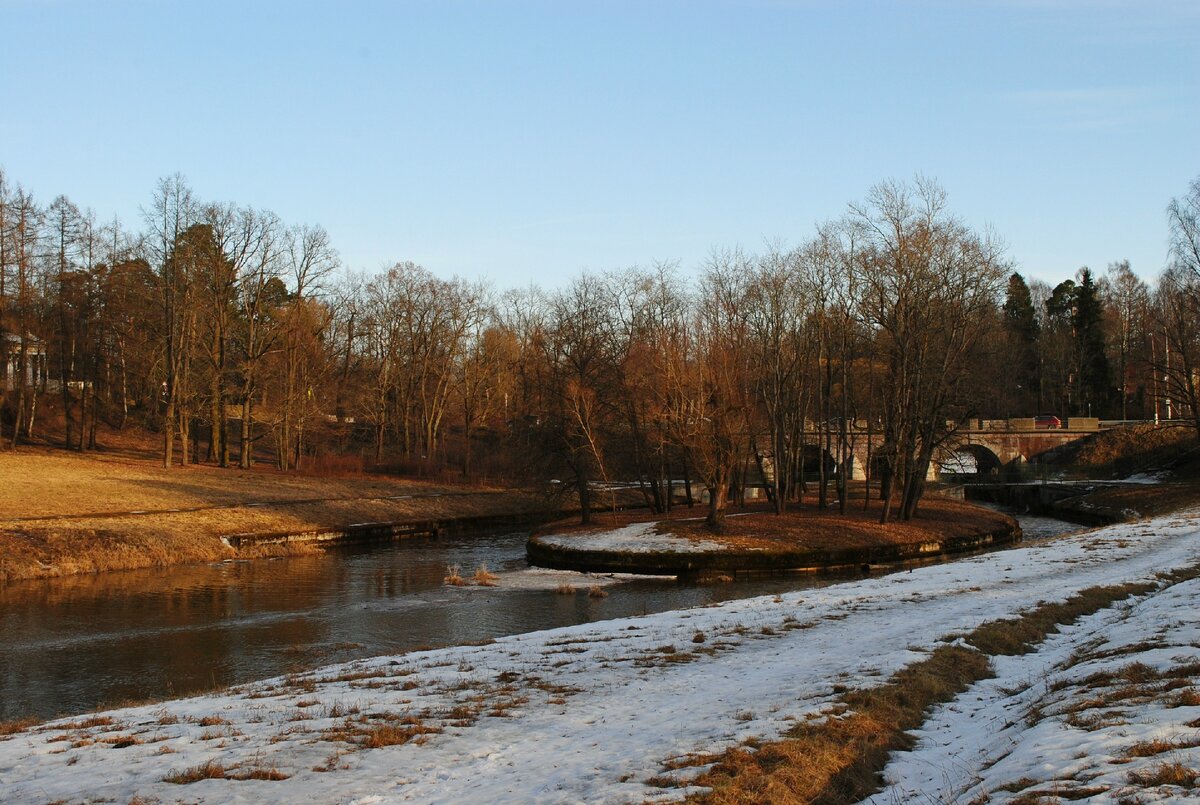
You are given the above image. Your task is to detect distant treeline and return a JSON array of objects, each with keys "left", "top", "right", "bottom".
[{"left": 1, "top": 169, "right": 1199, "bottom": 527}]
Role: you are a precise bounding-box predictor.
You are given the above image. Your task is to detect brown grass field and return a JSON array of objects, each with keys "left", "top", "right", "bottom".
[{"left": 0, "top": 447, "right": 546, "bottom": 584}]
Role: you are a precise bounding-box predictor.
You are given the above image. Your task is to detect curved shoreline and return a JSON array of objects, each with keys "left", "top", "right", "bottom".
[{"left": 527, "top": 517, "right": 1022, "bottom": 576}]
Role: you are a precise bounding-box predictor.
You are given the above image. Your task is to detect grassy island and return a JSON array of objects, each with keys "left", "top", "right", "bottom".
[{"left": 528, "top": 497, "right": 1019, "bottom": 576}]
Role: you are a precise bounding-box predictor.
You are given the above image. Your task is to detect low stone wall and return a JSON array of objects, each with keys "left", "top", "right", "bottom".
[{"left": 526, "top": 521, "right": 1021, "bottom": 577}]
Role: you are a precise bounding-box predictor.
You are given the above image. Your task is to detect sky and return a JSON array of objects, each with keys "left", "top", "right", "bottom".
[{"left": 1, "top": 0, "right": 1197, "bottom": 291}]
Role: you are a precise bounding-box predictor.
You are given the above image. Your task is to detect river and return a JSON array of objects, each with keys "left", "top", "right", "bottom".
[{"left": 0, "top": 509, "right": 1078, "bottom": 721}]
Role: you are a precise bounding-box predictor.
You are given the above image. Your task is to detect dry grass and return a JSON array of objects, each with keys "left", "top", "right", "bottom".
[
  {"left": 229, "top": 766, "right": 291, "bottom": 781},
  {"left": 56, "top": 715, "right": 117, "bottom": 730},
  {"left": 966, "top": 583, "right": 1155, "bottom": 656},
  {"left": 1171, "top": 689, "right": 1200, "bottom": 707},
  {"left": 0, "top": 448, "right": 544, "bottom": 583},
  {"left": 680, "top": 581, "right": 1166, "bottom": 804},
  {"left": 0, "top": 716, "right": 40, "bottom": 737},
  {"left": 1069, "top": 423, "right": 1198, "bottom": 474},
  {"left": 1123, "top": 735, "right": 1200, "bottom": 758},
  {"left": 443, "top": 564, "right": 466, "bottom": 586},
  {"left": 555, "top": 583, "right": 576, "bottom": 595},
  {"left": 472, "top": 563, "right": 500, "bottom": 586},
  {"left": 163, "top": 759, "right": 228, "bottom": 784},
  {"left": 588, "top": 585, "right": 609, "bottom": 598},
  {"left": 162, "top": 758, "right": 290, "bottom": 784},
  {"left": 324, "top": 715, "right": 442, "bottom": 748},
  {"left": 686, "top": 644, "right": 990, "bottom": 804},
  {"left": 1126, "top": 761, "right": 1200, "bottom": 787}
]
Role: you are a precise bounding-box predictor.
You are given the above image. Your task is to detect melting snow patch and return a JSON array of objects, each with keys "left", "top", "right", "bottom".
[{"left": 537, "top": 521, "right": 729, "bottom": 553}]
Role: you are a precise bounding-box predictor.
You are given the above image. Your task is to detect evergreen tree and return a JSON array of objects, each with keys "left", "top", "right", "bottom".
[
  {"left": 1073, "top": 267, "right": 1111, "bottom": 417},
  {"left": 1001, "top": 272, "right": 1040, "bottom": 414},
  {"left": 1041, "top": 279, "right": 1076, "bottom": 414}
]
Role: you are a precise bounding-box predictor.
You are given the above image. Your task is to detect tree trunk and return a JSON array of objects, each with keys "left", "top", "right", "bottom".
[
  {"left": 577, "top": 466, "right": 592, "bottom": 525},
  {"left": 240, "top": 396, "right": 253, "bottom": 468},
  {"left": 163, "top": 397, "right": 176, "bottom": 468},
  {"left": 706, "top": 476, "right": 729, "bottom": 530}
]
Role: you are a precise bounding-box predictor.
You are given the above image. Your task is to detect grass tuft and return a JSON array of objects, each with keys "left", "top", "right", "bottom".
[
  {"left": 163, "top": 760, "right": 227, "bottom": 784},
  {"left": 0, "top": 717, "right": 41, "bottom": 737},
  {"left": 230, "top": 766, "right": 291, "bottom": 781},
  {"left": 1127, "top": 760, "right": 1200, "bottom": 787},
  {"left": 359, "top": 721, "right": 441, "bottom": 748},
  {"left": 472, "top": 563, "right": 500, "bottom": 586}
]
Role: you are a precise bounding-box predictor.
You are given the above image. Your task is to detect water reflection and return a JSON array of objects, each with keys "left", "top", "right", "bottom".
[{"left": 0, "top": 511, "right": 1080, "bottom": 721}]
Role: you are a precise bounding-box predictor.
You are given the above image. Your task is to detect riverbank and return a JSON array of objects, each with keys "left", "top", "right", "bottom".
[
  {"left": 528, "top": 498, "right": 1018, "bottom": 575},
  {"left": 5, "top": 507, "right": 1199, "bottom": 803},
  {"left": 0, "top": 449, "right": 548, "bottom": 583}
]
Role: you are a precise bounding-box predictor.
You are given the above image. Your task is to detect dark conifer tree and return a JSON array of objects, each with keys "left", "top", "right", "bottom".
[
  {"left": 1001, "top": 272, "right": 1040, "bottom": 414},
  {"left": 1073, "top": 268, "right": 1111, "bottom": 417}
]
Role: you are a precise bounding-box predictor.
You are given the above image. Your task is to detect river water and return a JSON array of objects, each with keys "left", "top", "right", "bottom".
[{"left": 0, "top": 509, "right": 1079, "bottom": 721}]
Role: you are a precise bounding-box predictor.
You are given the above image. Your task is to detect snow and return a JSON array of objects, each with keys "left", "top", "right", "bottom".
[
  {"left": 535, "top": 521, "right": 731, "bottom": 554},
  {"left": 867, "top": 564, "right": 1200, "bottom": 803},
  {"left": 4, "top": 510, "right": 1200, "bottom": 804},
  {"left": 458, "top": 567, "right": 674, "bottom": 591},
  {"left": 1123, "top": 470, "right": 1170, "bottom": 484}
]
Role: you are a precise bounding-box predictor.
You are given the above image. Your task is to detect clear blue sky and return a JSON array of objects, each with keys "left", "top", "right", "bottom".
[{"left": 2, "top": 0, "right": 1197, "bottom": 290}]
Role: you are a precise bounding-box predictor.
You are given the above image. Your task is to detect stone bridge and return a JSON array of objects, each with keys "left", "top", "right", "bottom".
[{"left": 837, "top": 417, "right": 1111, "bottom": 480}]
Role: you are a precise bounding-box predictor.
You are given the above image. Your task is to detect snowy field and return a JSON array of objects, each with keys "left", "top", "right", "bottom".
[{"left": 5, "top": 510, "right": 1200, "bottom": 804}]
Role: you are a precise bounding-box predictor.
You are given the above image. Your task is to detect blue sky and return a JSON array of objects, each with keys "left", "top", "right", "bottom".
[{"left": 1, "top": 0, "right": 1197, "bottom": 289}]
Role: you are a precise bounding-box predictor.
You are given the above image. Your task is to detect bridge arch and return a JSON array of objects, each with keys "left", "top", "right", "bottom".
[
  {"left": 798, "top": 444, "right": 839, "bottom": 480},
  {"left": 938, "top": 444, "right": 1003, "bottom": 477}
]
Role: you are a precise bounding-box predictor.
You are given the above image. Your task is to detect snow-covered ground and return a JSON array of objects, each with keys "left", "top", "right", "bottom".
[
  {"left": 5, "top": 511, "right": 1200, "bottom": 804},
  {"left": 869, "top": 571, "right": 1200, "bottom": 803},
  {"left": 534, "top": 521, "right": 732, "bottom": 553}
]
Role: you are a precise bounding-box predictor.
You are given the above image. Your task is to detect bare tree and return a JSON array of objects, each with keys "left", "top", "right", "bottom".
[
  {"left": 665, "top": 250, "right": 754, "bottom": 529},
  {"left": 1105, "top": 260, "right": 1149, "bottom": 420},
  {"left": 850, "top": 177, "right": 1008, "bottom": 521},
  {"left": 144, "top": 175, "right": 198, "bottom": 467},
  {"left": 277, "top": 224, "right": 337, "bottom": 469},
  {"left": 745, "top": 246, "right": 808, "bottom": 513},
  {"left": 8, "top": 185, "right": 42, "bottom": 446}
]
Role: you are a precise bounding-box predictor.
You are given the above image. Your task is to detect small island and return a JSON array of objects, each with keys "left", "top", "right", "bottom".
[{"left": 528, "top": 498, "right": 1019, "bottom": 577}]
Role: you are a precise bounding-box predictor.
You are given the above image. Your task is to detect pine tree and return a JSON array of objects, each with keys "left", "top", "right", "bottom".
[
  {"left": 1002, "top": 272, "right": 1040, "bottom": 414},
  {"left": 1073, "top": 268, "right": 1111, "bottom": 417}
]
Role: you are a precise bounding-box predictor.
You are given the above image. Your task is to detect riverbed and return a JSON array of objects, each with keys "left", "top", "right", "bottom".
[{"left": 0, "top": 508, "right": 1078, "bottom": 721}]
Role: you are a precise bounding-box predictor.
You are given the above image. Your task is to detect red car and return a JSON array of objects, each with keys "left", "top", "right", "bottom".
[{"left": 1034, "top": 415, "right": 1061, "bottom": 430}]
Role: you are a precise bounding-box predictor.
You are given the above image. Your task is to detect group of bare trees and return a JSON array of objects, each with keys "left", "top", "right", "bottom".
[
  {"left": 0, "top": 172, "right": 338, "bottom": 469},
  {"left": 484, "top": 179, "right": 1008, "bottom": 527},
  {"left": 3, "top": 167, "right": 1199, "bottom": 528}
]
